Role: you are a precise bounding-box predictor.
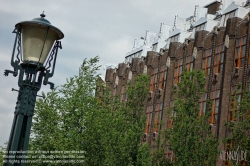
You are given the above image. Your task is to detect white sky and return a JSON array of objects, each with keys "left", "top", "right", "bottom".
[{"left": 0, "top": 0, "right": 211, "bottom": 146}]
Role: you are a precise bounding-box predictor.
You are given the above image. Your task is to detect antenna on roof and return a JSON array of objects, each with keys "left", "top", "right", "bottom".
[
  {"left": 172, "top": 15, "right": 178, "bottom": 32},
  {"left": 158, "top": 23, "right": 163, "bottom": 39},
  {"left": 132, "top": 38, "right": 138, "bottom": 50},
  {"left": 189, "top": 5, "right": 198, "bottom": 31},
  {"left": 143, "top": 29, "right": 150, "bottom": 46},
  {"left": 193, "top": 5, "right": 199, "bottom": 23}
]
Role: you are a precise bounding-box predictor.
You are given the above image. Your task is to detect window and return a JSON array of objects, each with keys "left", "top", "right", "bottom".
[
  {"left": 230, "top": 85, "right": 242, "bottom": 121},
  {"left": 145, "top": 105, "right": 153, "bottom": 133},
  {"left": 113, "top": 84, "right": 117, "bottom": 100},
  {"left": 247, "top": 82, "right": 250, "bottom": 92},
  {"left": 154, "top": 103, "right": 163, "bottom": 132},
  {"left": 137, "top": 51, "right": 142, "bottom": 58},
  {"left": 125, "top": 57, "right": 128, "bottom": 63},
  {"left": 196, "top": 23, "right": 206, "bottom": 31},
  {"left": 169, "top": 100, "right": 175, "bottom": 128},
  {"left": 199, "top": 93, "right": 207, "bottom": 116},
  {"left": 170, "top": 34, "right": 179, "bottom": 42},
  {"left": 150, "top": 67, "right": 158, "bottom": 91},
  {"left": 186, "top": 55, "right": 194, "bottom": 71},
  {"left": 235, "top": 36, "right": 246, "bottom": 68},
  {"left": 202, "top": 48, "right": 212, "bottom": 76},
  {"left": 223, "top": 10, "right": 236, "bottom": 26},
  {"left": 159, "top": 65, "right": 167, "bottom": 89},
  {"left": 165, "top": 145, "right": 174, "bottom": 162},
  {"left": 132, "top": 51, "right": 142, "bottom": 58},
  {"left": 210, "top": 90, "right": 220, "bottom": 124},
  {"left": 174, "top": 58, "right": 183, "bottom": 84},
  {"left": 113, "top": 85, "right": 117, "bottom": 97},
  {"left": 112, "top": 74, "right": 117, "bottom": 98},
  {"left": 125, "top": 93, "right": 128, "bottom": 102},
  {"left": 214, "top": 44, "right": 225, "bottom": 73},
  {"left": 152, "top": 43, "right": 158, "bottom": 51},
  {"left": 129, "top": 56, "right": 132, "bottom": 63},
  {"left": 120, "top": 85, "right": 125, "bottom": 101}
]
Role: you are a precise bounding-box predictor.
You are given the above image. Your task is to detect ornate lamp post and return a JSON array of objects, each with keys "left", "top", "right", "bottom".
[{"left": 3, "top": 12, "right": 64, "bottom": 165}]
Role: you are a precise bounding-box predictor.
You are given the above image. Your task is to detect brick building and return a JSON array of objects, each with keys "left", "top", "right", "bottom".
[{"left": 104, "top": 0, "right": 250, "bottom": 165}]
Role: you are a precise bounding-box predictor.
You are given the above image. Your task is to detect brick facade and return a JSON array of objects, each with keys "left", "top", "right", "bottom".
[{"left": 104, "top": 6, "right": 250, "bottom": 166}]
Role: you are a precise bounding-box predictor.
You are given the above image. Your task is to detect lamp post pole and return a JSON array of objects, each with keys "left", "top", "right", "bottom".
[{"left": 3, "top": 12, "right": 64, "bottom": 166}]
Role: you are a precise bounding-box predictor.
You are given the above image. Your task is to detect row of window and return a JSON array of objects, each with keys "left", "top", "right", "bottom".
[
  {"left": 151, "top": 81, "right": 250, "bottom": 132},
  {"left": 117, "top": 36, "right": 249, "bottom": 138},
  {"left": 199, "top": 90, "right": 220, "bottom": 124},
  {"left": 145, "top": 103, "right": 163, "bottom": 133},
  {"left": 195, "top": 10, "right": 235, "bottom": 34},
  {"left": 174, "top": 55, "right": 195, "bottom": 84},
  {"left": 150, "top": 65, "right": 167, "bottom": 91},
  {"left": 174, "top": 36, "right": 247, "bottom": 84},
  {"left": 202, "top": 44, "right": 225, "bottom": 76},
  {"left": 170, "top": 34, "right": 179, "bottom": 42},
  {"left": 125, "top": 51, "right": 142, "bottom": 63},
  {"left": 173, "top": 83, "right": 249, "bottom": 128},
  {"left": 202, "top": 36, "right": 247, "bottom": 77}
]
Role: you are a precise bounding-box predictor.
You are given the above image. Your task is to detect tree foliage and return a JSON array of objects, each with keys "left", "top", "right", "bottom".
[
  {"left": 29, "top": 56, "right": 155, "bottom": 165},
  {"left": 0, "top": 142, "right": 7, "bottom": 164},
  {"left": 165, "top": 69, "right": 218, "bottom": 166},
  {"left": 223, "top": 83, "right": 250, "bottom": 165}
]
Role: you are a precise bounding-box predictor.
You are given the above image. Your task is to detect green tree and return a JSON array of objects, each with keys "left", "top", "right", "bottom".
[
  {"left": 82, "top": 73, "right": 151, "bottom": 165},
  {"left": 29, "top": 57, "right": 100, "bottom": 165},
  {"left": 165, "top": 69, "right": 218, "bottom": 166},
  {"left": 223, "top": 83, "right": 250, "bottom": 166},
  {"left": 0, "top": 142, "right": 7, "bottom": 165},
  {"left": 29, "top": 56, "right": 154, "bottom": 165}
]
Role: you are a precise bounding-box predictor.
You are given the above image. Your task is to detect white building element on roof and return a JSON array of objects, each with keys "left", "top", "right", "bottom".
[
  {"left": 219, "top": 1, "right": 249, "bottom": 27},
  {"left": 123, "top": 0, "right": 250, "bottom": 63},
  {"left": 204, "top": 0, "right": 246, "bottom": 10},
  {"left": 190, "top": 4, "right": 219, "bottom": 38},
  {"left": 151, "top": 23, "right": 172, "bottom": 52},
  {"left": 124, "top": 30, "right": 156, "bottom": 63}
]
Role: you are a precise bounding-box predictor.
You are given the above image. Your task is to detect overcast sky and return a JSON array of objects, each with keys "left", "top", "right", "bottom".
[{"left": 0, "top": 0, "right": 210, "bottom": 146}]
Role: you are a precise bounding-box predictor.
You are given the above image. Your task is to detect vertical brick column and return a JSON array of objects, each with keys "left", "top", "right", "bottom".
[
  {"left": 162, "top": 56, "right": 175, "bottom": 129},
  {"left": 149, "top": 55, "right": 161, "bottom": 146},
  {"left": 194, "top": 30, "right": 209, "bottom": 70},
  {"left": 207, "top": 28, "right": 218, "bottom": 100},
  {"left": 216, "top": 17, "right": 243, "bottom": 166},
  {"left": 216, "top": 36, "right": 236, "bottom": 166},
  {"left": 242, "top": 17, "right": 250, "bottom": 92}
]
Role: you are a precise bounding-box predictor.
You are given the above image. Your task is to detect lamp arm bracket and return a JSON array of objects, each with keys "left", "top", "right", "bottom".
[
  {"left": 43, "top": 69, "right": 54, "bottom": 89},
  {"left": 43, "top": 79, "right": 54, "bottom": 90},
  {"left": 4, "top": 69, "right": 17, "bottom": 77},
  {"left": 4, "top": 62, "right": 21, "bottom": 77},
  {"left": 47, "top": 81, "right": 54, "bottom": 90}
]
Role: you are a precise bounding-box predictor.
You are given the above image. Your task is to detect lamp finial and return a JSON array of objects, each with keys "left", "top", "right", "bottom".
[{"left": 40, "top": 11, "right": 46, "bottom": 18}]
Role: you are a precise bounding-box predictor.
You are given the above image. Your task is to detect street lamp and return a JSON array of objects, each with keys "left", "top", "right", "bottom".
[{"left": 3, "top": 12, "right": 64, "bottom": 165}]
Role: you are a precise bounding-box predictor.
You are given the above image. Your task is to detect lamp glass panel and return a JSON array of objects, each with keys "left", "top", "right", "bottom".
[{"left": 22, "top": 25, "right": 58, "bottom": 64}]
